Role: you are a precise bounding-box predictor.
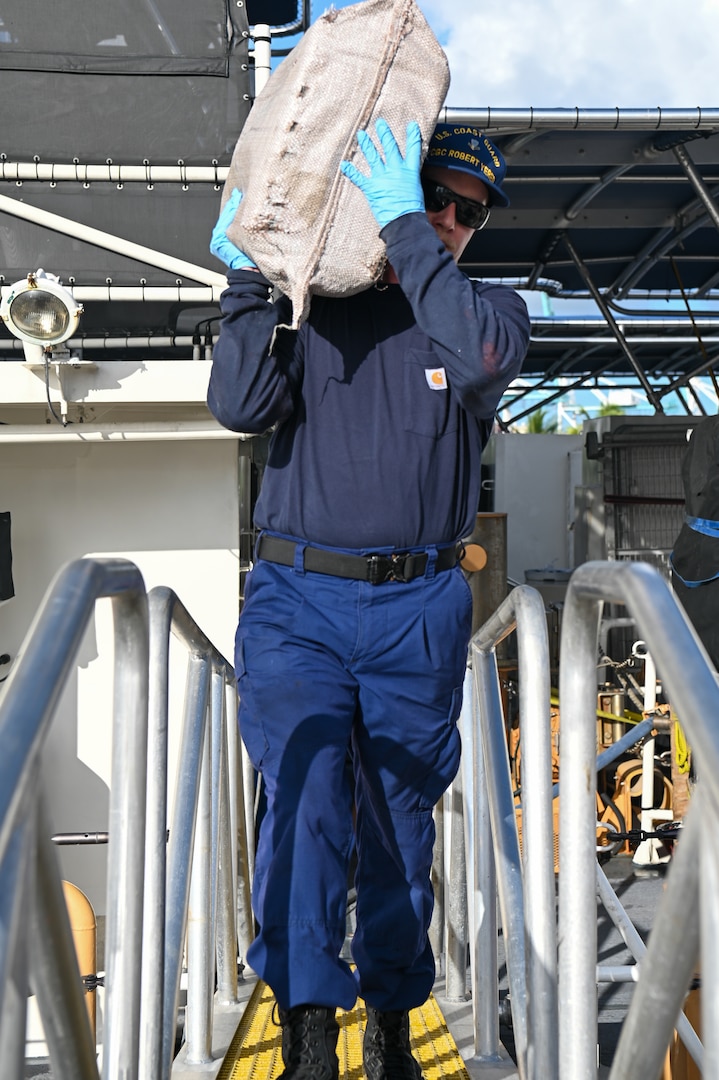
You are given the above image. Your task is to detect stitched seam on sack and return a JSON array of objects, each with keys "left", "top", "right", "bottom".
[{"left": 302, "top": 0, "right": 416, "bottom": 300}]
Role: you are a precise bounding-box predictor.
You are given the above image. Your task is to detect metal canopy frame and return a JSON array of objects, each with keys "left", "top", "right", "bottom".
[
  {"left": 445, "top": 107, "right": 719, "bottom": 417},
  {"left": 2, "top": 93, "right": 719, "bottom": 417}
]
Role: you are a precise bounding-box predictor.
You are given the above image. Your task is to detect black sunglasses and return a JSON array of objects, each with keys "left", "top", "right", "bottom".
[{"left": 421, "top": 177, "right": 491, "bottom": 231}]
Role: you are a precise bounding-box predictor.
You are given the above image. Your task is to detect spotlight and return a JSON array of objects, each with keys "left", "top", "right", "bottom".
[{"left": 1, "top": 269, "right": 83, "bottom": 349}]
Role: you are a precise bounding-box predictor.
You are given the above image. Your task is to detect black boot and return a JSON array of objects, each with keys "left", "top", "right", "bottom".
[
  {"left": 363, "top": 1006, "right": 423, "bottom": 1080},
  {"left": 277, "top": 1004, "right": 340, "bottom": 1080}
]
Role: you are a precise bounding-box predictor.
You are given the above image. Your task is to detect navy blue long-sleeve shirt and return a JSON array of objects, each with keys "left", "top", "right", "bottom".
[{"left": 207, "top": 212, "right": 529, "bottom": 550}]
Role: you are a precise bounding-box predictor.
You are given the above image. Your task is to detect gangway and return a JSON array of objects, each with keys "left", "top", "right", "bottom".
[{"left": 1, "top": 555, "right": 718, "bottom": 1079}]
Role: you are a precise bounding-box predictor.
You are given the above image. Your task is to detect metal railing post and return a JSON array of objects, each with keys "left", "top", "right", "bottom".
[
  {"left": 701, "top": 792, "right": 719, "bottom": 1077},
  {"left": 185, "top": 712, "right": 214, "bottom": 1063},
  {"left": 31, "top": 803, "right": 99, "bottom": 1080},
  {"left": 471, "top": 584, "right": 558, "bottom": 1080},
  {"left": 559, "top": 559, "right": 719, "bottom": 1080},
  {"left": 214, "top": 669, "right": 239, "bottom": 1005},
  {"left": 445, "top": 767, "right": 468, "bottom": 1001},
  {"left": 140, "top": 590, "right": 173, "bottom": 1080},
  {"left": 0, "top": 561, "right": 242, "bottom": 1080},
  {"left": 460, "top": 664, "right": 501, "bottom": 1061},
  {"left": 0, "top": 815, "right": 34, "bottom": 1078},
  {"left": 103, "top": 587, "right": 150, "bottom": 1080},
  {"left": 472, "top": 645, "right": 529, "bottom": 1078},
  {"left": 557, "top": 578, "right": 603, "bottom": 1080},
  {"left": 224, "top": 678, "right": 254, "bottom": 965},
  {"left": 605, "top": 804, "right": 702, "bottom": 1078},
  {"left": 163, "top": 653, "right": 210, "bottom": 1077}
]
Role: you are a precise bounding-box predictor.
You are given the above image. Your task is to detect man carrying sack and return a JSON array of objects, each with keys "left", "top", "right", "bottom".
[{"left": 207, "top": 119, "right": 529, "bottom": 1080}]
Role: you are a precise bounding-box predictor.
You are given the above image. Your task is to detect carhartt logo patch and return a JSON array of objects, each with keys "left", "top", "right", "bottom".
[{"left": 425, "top": 367, "right": 448, "bottom": 390}]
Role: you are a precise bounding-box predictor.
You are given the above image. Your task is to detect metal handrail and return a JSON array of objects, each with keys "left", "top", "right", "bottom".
[
  {"left": 558, "top": 559, "right": 719, "bottom": 1080},
  {"left": 146, "top": 587, "right": 251, "bottom": 1078},
  {"left": 0, "top": 558, "right": 249, "bottom": 1080},
  {"left": 0, "top": 557, "right": 147, "bottom": 1080},
  {"left": 464, "top": 584, "right": 558, "bottom": 1080}
]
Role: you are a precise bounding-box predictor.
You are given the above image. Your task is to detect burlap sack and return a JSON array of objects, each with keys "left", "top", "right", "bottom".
[{"left": 222, "top": 0, "right": 449, "bottom": 327}]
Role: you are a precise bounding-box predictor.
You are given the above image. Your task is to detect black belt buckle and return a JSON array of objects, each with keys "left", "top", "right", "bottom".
[{"left": 367, "top": 552, "right": 411, "bottom": 584}]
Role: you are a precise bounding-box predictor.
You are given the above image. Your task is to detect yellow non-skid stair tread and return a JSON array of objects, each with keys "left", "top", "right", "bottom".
[{"left": 218, "top": 981, "right": 471, "bottom": 1080}]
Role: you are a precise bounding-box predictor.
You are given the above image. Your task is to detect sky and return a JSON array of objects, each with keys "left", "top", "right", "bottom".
[{"left": 309, "top": 0, "right": 719, "bottom": 109}]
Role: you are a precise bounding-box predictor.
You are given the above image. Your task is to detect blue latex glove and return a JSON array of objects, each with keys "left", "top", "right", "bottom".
[
  {"left": 340, "top": 119, "right": 425, "bottom": 230},
  {"left": 210, "top": 188, "right": 257, "bottom": 270}
]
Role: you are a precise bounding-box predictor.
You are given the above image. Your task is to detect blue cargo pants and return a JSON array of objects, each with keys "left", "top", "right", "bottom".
[{"left": 235, "top": 543, "right": 472, "bottom": 1012}]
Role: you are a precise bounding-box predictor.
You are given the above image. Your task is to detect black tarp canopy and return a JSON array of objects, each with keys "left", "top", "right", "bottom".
[{"left": 1, "top": 2, "right": 718, "bottom": 415}]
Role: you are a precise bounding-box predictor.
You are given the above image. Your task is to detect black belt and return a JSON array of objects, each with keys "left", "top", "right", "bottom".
[{"left": 256, "top": 534, "right": 461, "bottom": 585}]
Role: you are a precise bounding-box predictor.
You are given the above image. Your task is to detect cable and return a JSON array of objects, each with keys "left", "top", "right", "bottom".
[{"left": 44, "top": 356, "right": 69, "bottom": 427}]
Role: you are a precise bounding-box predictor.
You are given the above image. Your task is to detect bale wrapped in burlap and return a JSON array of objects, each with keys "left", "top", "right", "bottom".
[{"left": 221, "top": 0, "right": 449, "bottom": 327}]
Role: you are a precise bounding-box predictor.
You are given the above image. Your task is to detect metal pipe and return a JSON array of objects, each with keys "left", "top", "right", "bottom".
[
  {"left": 673, "top": 142, "right": 719, "bottom": 233},
  {"left": 429, "top": 800, "right": 445, "bottom": 975},
  {"left": 459, "top": 665, "right": 501, "bottom": 1062},
  {"left": 144, "top": 587, "right": 236, "bottom": 1075},
  {"left": 0, "top": 815, "right": 34, "bottom": 1079},
  {"left": 563, "top": 164, "right": 635, "bottom": 221},
  {"left": 611, "top": 192, "right": 719, "bottom": 301},
  {"left": 511, "top": 590, "right": 558, "bottom": 1080},
  {"left": 445, "top": 768, "right": 468, "bottom": 1002},
  {"left": 0, "top": 427, "right": 245, "bottom": 445},
  {"left": 103, "top": 583, "right": 150, "bottom": 1080},
  {"left": 215, "top": 673, "right": 239, "bottom": 1005},
  {"left": 0, "top": 162, "right": 229, "bottom": 185},
  {"left": 0, "top": 558, "right": 146, "bottom": 861},
  {"left": 557, "top": 579, "right": 602, "bottom": 1080},
  {"left": 0, "top": 335, "right": 218, "bottom": 352},
  {"left": 31, "top": 805, "right": 100, "bottom": 1080},
  {"left": 0, "top": 192, "right": 226, "bottom": 292},
  {"left": 440, "top": 106, "right": 719, "bottom": 133},
  {"left": 529, "top": 335, "right": 719, "bottom": 345},
  {"left": 1, "top": 286, "right": 219, "bottom": 304},
  {"left": 51, "top": 833, "right": 109, "bottom": 845},
  {"left": 701, "top": 795, "right": 719, "bottom": 1078},
  {"left": 231, "top": 690, "right": 254, "bottom": 965},
  {"left": 604, "top": 806, "right": 703, "bottom": 1077},
  {"left": 472, "top": 644, "right": 529, "bottom": 1079},
  {"left": 659, "top": 352, "right": 719, "bottom": 398},
  {"left": 252, "top": 25, "right": 272, "bottom": 96},
  {"left": 549, "top": 718, "right": 656, "bottom": 802},
  {"left": 559, "top": 559, "right": 719, "bottom": 1079},
  {"left": 162, "top": 653, "right": 210, "bottom": 1079},
  {"left": 139, "top": 589, "right": 173, "bottom": 1080},
  {"left": 502, "top": 353, "right": 633, "bottom": 427},
  {"left": 474, "top": 585, "right": 558, "bottom": 1080},
  {"left": 597, "top": 966, "right": 638, "bottom": 984},
  {"left": 634, "top": 650, "right": 659, "bottom": 867},
  {"left": 562, "top": 232, "right": 665, "bottom": 412},
  {"left": 531, "top": 317, "right": 719, "bottom": 330},
  {"left": 185, "top": 719, "right": 213, "bottom": 1064}
]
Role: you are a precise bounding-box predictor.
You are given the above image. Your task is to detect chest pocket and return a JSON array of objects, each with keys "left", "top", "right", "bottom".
[{"left": 404, "top": 350, "right": 459, "bottom": 439}]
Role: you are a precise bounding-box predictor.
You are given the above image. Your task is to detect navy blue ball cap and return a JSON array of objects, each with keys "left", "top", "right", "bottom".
[{"left": 426, "top": 124, "right": 510, "bottom": 208}]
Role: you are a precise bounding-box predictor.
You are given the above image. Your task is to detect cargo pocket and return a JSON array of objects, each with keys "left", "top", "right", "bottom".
[
  {"left": 418, "top": 684, "right": 463, "bottom": 810},
  {"left": 235, "top": 636, "right": 270, "bottom": 770}
]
